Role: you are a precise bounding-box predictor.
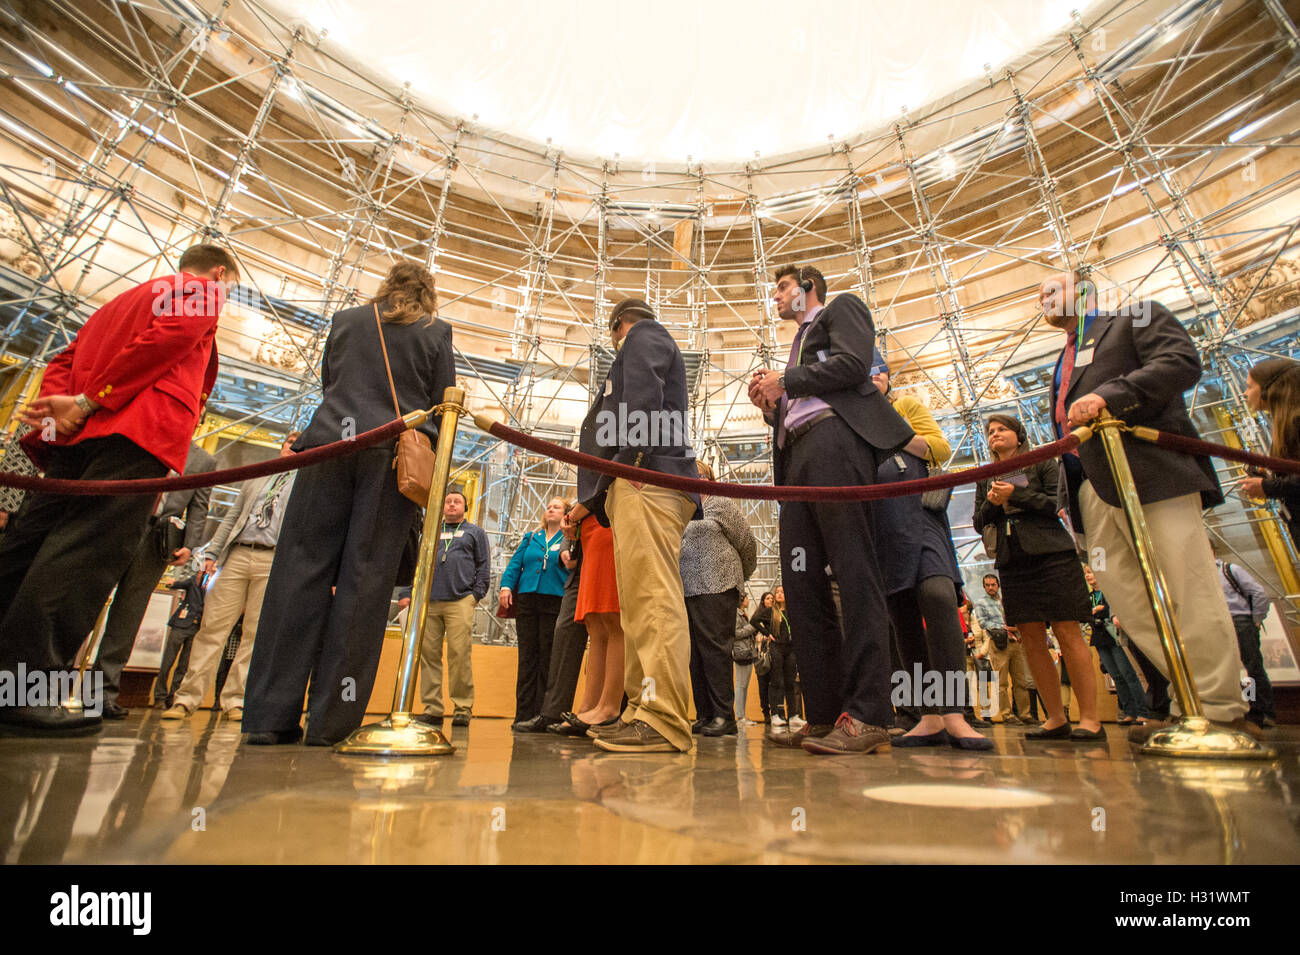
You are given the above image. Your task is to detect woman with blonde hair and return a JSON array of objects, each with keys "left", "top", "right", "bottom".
[
  {"left": 1240, "top": 357, "right": 1300, "bottom": 546},
  {"left": 500, "top": 496, "right": 569, "bottom": 730},
  {"left": 243, "top": 260, "right": 454, "bottom": 745}
]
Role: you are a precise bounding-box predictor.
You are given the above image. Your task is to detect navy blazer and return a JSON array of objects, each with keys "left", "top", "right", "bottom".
[
  {"left": 296, "top": 302, "right": 455, "bottom": 451},
  {"left": 768, "top": 293, "right": 914, "bottom": 485},
  {"left": 578, "top": 319, "right": 702, "bottom": 525},
  {"left": 166, "top": 570, "right": 211, "bottom": 628},
  {"left": 1052, "top": 303, "right": 1222, "bottom": 532}
]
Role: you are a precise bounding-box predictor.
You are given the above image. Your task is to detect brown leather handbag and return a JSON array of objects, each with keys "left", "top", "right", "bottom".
[{"left": 374, "top": 303, "right": 435, "bottom": 506}]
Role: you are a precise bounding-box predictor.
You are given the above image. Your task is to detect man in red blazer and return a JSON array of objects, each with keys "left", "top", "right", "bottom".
[{"left": 0, "top": 244, "right": 237, "bottom": 735}]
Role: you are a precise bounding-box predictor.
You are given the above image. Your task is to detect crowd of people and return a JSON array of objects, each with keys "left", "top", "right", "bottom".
[{"left": 0, "top": 245, "right": 1294, "bottom": 759}]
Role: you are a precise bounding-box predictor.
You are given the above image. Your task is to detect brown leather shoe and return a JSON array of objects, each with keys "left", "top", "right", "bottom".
[
  {"left": 767, "top": 722, "right": 834, "bottom": 747},
  {"left": 593, "top": 720, "right": 680, "bottom": 753},
  {"left": 801, "top": 713, "right": 891, "bottom": 755},
  {"left": 587, "top": 719, "right": 632, "bottom": 740}
]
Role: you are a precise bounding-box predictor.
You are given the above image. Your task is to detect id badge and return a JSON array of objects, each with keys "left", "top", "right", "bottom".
[{"left": 1074, "top": 346, "right": 1095, "bottom": 367}]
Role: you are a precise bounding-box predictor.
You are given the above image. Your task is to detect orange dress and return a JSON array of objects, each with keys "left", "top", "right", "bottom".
[{"left": 574, "top": 515, "right": 620, "bottom": 621}]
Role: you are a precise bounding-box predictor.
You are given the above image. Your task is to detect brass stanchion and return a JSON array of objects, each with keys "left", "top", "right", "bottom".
[
  {"left": 62, "top": 595, "right": 114, "bottom": 713},
  {"left": 336, "top": 387, "right": 466, "bottom": 757},
  {"left": 1089, "top": 411, "right": 1274, "bottom": 759}
]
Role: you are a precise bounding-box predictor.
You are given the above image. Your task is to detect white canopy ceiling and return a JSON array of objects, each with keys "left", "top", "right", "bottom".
[{"left": 273, "top": 0, "right": 1091, "bottom": 163}]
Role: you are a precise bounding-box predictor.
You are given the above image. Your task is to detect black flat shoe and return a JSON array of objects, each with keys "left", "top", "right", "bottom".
[
  {"left": 949, "top": 734, "right": 995, "bottom": 751},
  {"left": 1024, "top": 721, "right": 1071, "bottom": 740},
  {"left": 547, "top": 720, "right": 589, "bottom": 737},
  {"left": 1070, "top": 726, "right": 1106, "bottom": 742},
  {"left": 892, "top": 729, "right": 950, "bottom": 747},
  {"left": 560, "top": 711, "right": 592, "bottom": 732},
  {"left": 243, "top": 727, "right": 303, "bottom": 745}
]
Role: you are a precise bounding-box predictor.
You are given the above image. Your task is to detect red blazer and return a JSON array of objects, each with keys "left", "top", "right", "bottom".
[{"left": 22, "top": 273, "right": 221, "bottom": 474}]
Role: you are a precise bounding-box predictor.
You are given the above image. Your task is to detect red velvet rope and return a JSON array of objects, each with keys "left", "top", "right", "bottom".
[
  {"left": 0, "top": 418, "right": 406, "bottom": 496},
  {"left": 485, "top": 420, "right": 1081, "bottom": 502},
  {"left": 1136, "top": 429, "right": 1300, "bottom": 476}
]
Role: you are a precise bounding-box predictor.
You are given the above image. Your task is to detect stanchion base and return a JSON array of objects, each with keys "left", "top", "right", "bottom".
[
  {"left": 1140, "top": 717, "right": 1276, "bottom": 760},
  {"left": 334, "top": 714, "right": 455, "bottom": 757}
]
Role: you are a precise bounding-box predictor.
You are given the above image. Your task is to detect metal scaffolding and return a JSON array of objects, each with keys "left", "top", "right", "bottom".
[{"left": 1, "top": 0, "right": 1298, "bottom": 627}]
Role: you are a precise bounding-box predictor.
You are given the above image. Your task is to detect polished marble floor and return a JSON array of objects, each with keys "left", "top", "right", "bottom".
[{"left": 2, "top": 712, "right": 1298, "bottom": 864}]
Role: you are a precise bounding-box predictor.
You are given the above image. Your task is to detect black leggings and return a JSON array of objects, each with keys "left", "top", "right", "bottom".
[
  {"left": 887, "top": 575, "right": 966, "bottom": 715},
  {"left": 767, "top": 641, "right": 799, "bottom": 719}
]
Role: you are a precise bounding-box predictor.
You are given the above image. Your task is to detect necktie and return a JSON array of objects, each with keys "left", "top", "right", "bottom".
[
  {"left": 776, "top": 322, "right": 810, "bottom": 449},
  {"left": 1055, "top": 333, "right": 1078, "bottom": 438}
]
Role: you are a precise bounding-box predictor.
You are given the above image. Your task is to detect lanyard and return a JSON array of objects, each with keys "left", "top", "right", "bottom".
[
  {"left": 441, "top": 522, "right": 460, "bottom": 562},
  {"left": 540, "top": 530, "right": 562, "bottom": 571}
]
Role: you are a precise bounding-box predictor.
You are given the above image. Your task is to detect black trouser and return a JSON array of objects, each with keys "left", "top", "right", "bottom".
[
  {"left": 154, "top": 623, "right": 199, "bottom": 702},
  {"left": 243, "top": 445, "right": 416, "bottom": 744},
  {"left": 0, "top": 436, "right": 165, "bottom": 682},
  {"left": 540, "top": 566, "right": 587, "bottom": 720},
  {"left": 513, "top": 591, "right": 561, "bottom": 722},
  {"left": 778, "top": 418, "right": 893, "bottom": 727},
  {"left": 98, "top": 522, "right": 175, "bottom": 704},
  {"left": 1127, "top": 641, "right": 1170, "bottom": 718},
  {"left": 888, "top": 576, "right": 967, "bottom": 715},
  {"left": 686, "top": 589, "right": 738, "bottom": 722},
  {"left": 757, "top": 669, "right": 770, "bottom": 717},
  {"left": 767, "top": 640, "right": 799, "bottom": 720},
  {"left": 1232, "top": 614, "right": 1275, "bottom": 723}
]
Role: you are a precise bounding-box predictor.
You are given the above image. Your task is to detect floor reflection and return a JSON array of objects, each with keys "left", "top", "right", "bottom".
[{"left": 1, "top": 711, "right": 1297, "bottom": 864}]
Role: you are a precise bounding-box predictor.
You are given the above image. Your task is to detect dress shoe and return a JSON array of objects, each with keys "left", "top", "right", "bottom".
[
  {"left": 1003, "top": 714, "right": 1023, "bottom": 725},
  {"left": 414, "top": 712, "right": 444, "bottom": 726},
  {"left": 691, "top": 719, "right": 704, "bottom": 735},
  {"left": 700, "top": 717, "right": 737, "bottom": 737},
  {"left": 892, "top": 728, "right": 950, "bottom": 748},
  {"left": 593, "top": 720, "right": 680, "bottom": 753},
  {"left": 1127, "top": 719, "right": 1172, "bottom": 744},
  {"left": 224, "top": 707, "right": 243, "bottom": 722},
  {"left": 512, "top": 715, "right": 553, "bottom": 733},
  {"left": 970, "top": 717, "right": 994, "bottom": 727},
  {"left": 768, "top": 722, "right": 833, "bottom": 747},
  {"left": 451, "top": 712, "right": 471, "bottom": 727},
  {"left": 0, "top": 705, "right": 102, "bottom": 737},
  {"left": 101, "top": 700, "right": 129, "bottom": 720},
  {"left": 244, "top": 727, "right": 304, "bottom": 745},
  {"left": 160, "top": 705, "right": 192, "bottom": 721},
  {"left": 548, "top": 720, "right": 589, "bottom": 737},
  {"left": 800, "top": 713, "right": 891, "bottom": 755},
  {"left": 1025, "top": 721, "right": 1072, "bottom": 740}
]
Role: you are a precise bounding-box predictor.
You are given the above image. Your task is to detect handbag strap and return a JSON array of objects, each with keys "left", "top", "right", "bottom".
[{"left": 373, "top": 303, "right": 403, "bottom": 418}]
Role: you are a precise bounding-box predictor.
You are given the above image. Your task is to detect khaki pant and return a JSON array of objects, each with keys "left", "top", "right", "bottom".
[
  {"left": 606, "top": 478, "right": 697, "bottom": 751},
  {"left": 1081, "top": 483, "right": 1245, "bottom": 721},
  {"left": 173, "top": 545, "right": 274, "bottom": 712},
  {"left": 987, "top": 640, "right": 1032, "bottom": 721},
  {"left": 418, "top": 593, "right": 477, "bottom": 717}
]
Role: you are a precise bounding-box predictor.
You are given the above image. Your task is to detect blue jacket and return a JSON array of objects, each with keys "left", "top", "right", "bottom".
[{"left": 500, "top": 529, "right": 568, "bottom": 597}]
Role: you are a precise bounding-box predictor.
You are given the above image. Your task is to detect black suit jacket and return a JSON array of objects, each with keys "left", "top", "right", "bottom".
[
  {"left": 769, "top": 293, "right": 914, "bottom": 485},
  {"left": 1052, "top": 303, "right": 1222, "bottom": 531},
  {"left": 297, "top": 302, "right": 455, "bottom": 451},
  {"left": 973, "top": 456, "right": 1076, "bottom": 567},
  {"left": 159, "top": 445, "right": 216, "bottom": 551},
  {"left": 577, "top": 319, "right": 702, "bottom": 525}
]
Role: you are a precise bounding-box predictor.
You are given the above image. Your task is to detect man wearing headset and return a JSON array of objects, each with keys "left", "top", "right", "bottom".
[
  {"left": 748, "top": 265, "right": 914, "bottom": 754},
  {"left": 569, "top": 297, "right": 702, "bottom": 753},
  {"left": 1042, "top": 269, "right": 1250, "bottom": 741}
]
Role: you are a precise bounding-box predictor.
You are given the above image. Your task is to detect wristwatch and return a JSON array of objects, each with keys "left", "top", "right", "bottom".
[
  {"left": 777, "top": 373, "right": 786, "bottom": 392},
  {"left": 73, "top": 393, "right": 97, "bottom": 415}
]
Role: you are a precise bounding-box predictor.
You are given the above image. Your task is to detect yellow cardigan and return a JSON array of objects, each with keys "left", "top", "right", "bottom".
[{"left": 891, "top": 394, "right": 950, "bottom": 465}]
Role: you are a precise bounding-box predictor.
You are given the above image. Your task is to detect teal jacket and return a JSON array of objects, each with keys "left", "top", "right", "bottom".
[{"left": 500, "top": 529, "right": 567, "bottom": 597}]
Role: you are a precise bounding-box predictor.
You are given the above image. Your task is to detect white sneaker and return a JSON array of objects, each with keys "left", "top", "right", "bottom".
[
  {"left": 161, "top": 705, "right": 191, "bottom": 720},
  {"left": 789, "top": 715, "right": 807, "bottom": 730},
  {"left": 224, "top": 707, "right": 243, "bottom": 722},
  {"left": 770, "top": 714, "right": 786, "bottom": 727}
]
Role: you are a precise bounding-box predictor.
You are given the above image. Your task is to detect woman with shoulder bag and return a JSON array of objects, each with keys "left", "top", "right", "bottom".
[
  {"left": 872, "top": 359, "right": 990, "bottom": 749},
  {"left": 242, "top": 261, "right": 455, "bottom": 746},
  {"left": 732, "top": 594, "right": 759, "bottom": 724},
  {"left": 972, "top": 414, "right": 1101, "bottom": 742}
]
